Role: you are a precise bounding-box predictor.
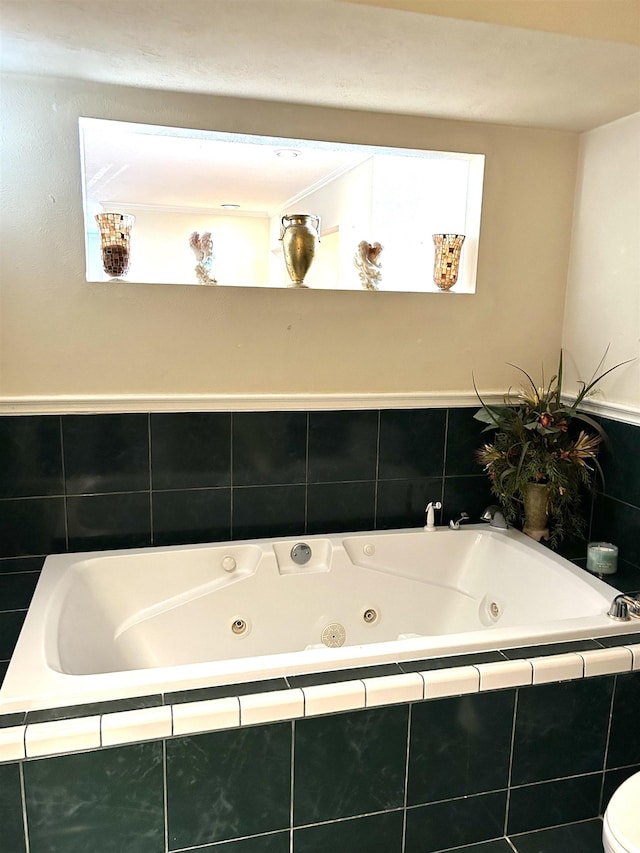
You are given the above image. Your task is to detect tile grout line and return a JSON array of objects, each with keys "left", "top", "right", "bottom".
[
  {"left": 148, "top": 413, "right": 154, "bottom": 546},
  {"left": 162, "top": 738, "right": 169, "bottom": 853},
  {"left": 289, "top": 718, "right": 295, "bottom": 853},
  {"left": 229, "top": 412, "right": 234, "bottom": 539},
  {"left": 503, "top": 686, "right": 520, "bottom": 837},
  {"left": 59, "top": 414, "right": 70, "bottom": 551},
  {"left": 599, "top": 672, "right": 618, "bottom": 815},
  {"left": 19, "top": 760, "right": 30, "bottom": 853},
  {"left": 304, "top": 411, "right": 309, "bottom": 534},
  {"left": 400, "top": 700, "right": 413, "bottom": 853},
  {"left": 373, "top": 409, "right": 381, "bottom": 528}
]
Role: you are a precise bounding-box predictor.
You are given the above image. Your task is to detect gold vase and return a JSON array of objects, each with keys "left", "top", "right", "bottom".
[
  {"left": 432, "top": 233, "right": 465, "bottom": 290},
  {"left": 95, "top": 213, "right": 135, "bottom": 279},
  {"left": 280, "top": 214, "right": 320, "bottom": 287},
  {"left": 522, "top": 482, "right": 550, "bottom": 542}
]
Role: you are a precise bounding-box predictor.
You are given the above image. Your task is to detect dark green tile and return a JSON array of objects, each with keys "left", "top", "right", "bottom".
[
  {"left": 67, "top": 492, "right": 151, "bottom": 551},
  {"left": 151, "top": 412, "right": 231, "bottom": 489},
  {"left": 306, "top": 481, "right": 375, "bottom": 534},
  {"left": 400, "top": 650, "right": 505, "bottom": 672},
  {"left": 375, "top": 477, "right": 443, "bottom": 529},
  {"left": 0, "top": 497, "right": 66, "bottom": 558},
  {"left": 152, "top": 487, "right": 231, "bottom": 546},
  {"left": 167, "top": 723, "right": 291, "bottom": 849},
  {"left": 595, "top": 632, "right": 640, "bottom": 647},
  {"left": 442, "top": 475, "right": 494, "bottom": 525},
  {"left": 511, "top": 677, "right": 614, "bottom": 784},
  {"left": 232, "top": 485, "right": 305, "bottom": 539},
  {"left": 510, "top": 818, "right": 604, "bottom": 853},
  {"left": 0, "top": 571, "right": 40, "bottom": 610},
  {"left": 287, "top": 663, "right": 402, "bottom": 688},
  {"left": 166, "top": 678, "right": 288, "bottom": 705},
  {"left": 232, "top": 412, "right": 307, "bottom": 487},
  {"left": 592, "top": 494, "right": 640, "bottom": 569},
  {"left": 192, "top": 831, "right": 290, "bottom": 852},
  {"left": 0, "top": 762, "right": 26, "bottom": 853},
  {"left": 0, "top": 711, "right": 25, "bottom": 728},
  {"left": 507, "top": 774, "right": 601, "bottom": 835},
  {"left": 607, "top": 671, "right": 640, "bottom": 768},
  {"left": 63, "top": 413, "right": 150, "bottom": 495},
  {"left": 378, "top": 409, "right": 446, "bottom": 479},
  {"left": 408, "top": 690, "right": 515, "bottom": 805},
  {"left": 24, "top": 742, "right": 164, "bottom": 853},
  {"left": 445, "top": 407, "right": 488, "bottom": 476},
  {"left": 0, "top": 556, "right": 45, "bottom": 574},
  {"left": 598, "top": 418, "right": 640, "bottom": 507},
  {"left": 308, "top": 410, "right": 378, "bottom": 483},
  {"left": 449, "top": 842, "right": 513, "bottom": 853},
  {"left": 26, "top": 694, "right": 162, "bottom": 724},
  {"left": 293, "top": 705, "right": 408, "bottom": 825},
  {"left": 0, "top": 609, "right": 27, "bottom": 660},
  {"left": 405, "top": 790, "right": 507, "bottom": 853},
  {"left": 294, "top": 810, "right": 403, "bottom": 852},
  {"left": 0, "top": 415, "right": 63, "bottom": 498},
  {"left": 602, "top": 764, "right": 640, "bottom": 812},
  {"left": 501, "top": 640, "right": 600, "bottom": 659}
]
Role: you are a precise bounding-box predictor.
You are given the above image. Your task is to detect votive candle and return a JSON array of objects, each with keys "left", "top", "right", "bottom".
[{"left": 586, "top": 542, "right": 618, "bottom": 575}]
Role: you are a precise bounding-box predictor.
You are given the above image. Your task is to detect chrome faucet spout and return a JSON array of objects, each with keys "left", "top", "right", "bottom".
[{"left": 480, "top": 505, "right": 508, "bottom": 529}]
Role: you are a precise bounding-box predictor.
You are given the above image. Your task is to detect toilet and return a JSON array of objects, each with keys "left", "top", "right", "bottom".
[{"left": 603, "top": 771, "right": 640, "bottom": 853}]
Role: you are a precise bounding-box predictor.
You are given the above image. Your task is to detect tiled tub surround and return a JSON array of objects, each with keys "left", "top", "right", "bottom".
[
  {"left": 0, "top": 407, "right": 639, "bottom": 851},
  {"left": 0, "top": 641, "right": 639, "bottom": 852},
  {"left": 1, "top": 408, "right": 639, "bottom": 681}
]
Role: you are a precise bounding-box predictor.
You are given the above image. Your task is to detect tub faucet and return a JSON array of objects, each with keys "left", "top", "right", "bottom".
[
  {"left": 450, "top": 512, "right": 470, "bottom": 530},
  {"left": 480, "top": 505, "right": 508, "bottom": 529},
  {"left": 424, "top": 501, "right": 441, "bottom": 532},
  {"left": 608, "top": 594, "right": 640, "bottom": 621}
]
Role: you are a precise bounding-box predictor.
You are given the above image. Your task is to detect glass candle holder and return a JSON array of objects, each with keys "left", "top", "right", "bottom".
[
  {"left": 432, "top": 233, "right": 465, "bottom": 290},
  {"left": 95, "top": 213, "right": 135, "bottom": 279},
  {"left": 586, "top": 542, "right": 618, "bottom": 575}
]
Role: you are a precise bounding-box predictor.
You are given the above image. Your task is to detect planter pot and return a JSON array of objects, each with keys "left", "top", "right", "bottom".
[{"left": 522, "top": 482, "right": 550, "bottom": 542}]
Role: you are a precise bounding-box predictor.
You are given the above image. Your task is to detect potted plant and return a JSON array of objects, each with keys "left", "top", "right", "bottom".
[{"left": 474, "top": 351, "right": 629, "bottom": 547}]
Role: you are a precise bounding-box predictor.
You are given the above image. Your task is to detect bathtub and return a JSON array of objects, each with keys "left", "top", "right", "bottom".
[{"left": 1, "top": 525, "right": 635, "bottom": 715}]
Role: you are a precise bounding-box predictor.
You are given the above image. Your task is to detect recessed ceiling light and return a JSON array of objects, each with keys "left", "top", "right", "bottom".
[
  {"left": 221, "top": 203, "right": 240, "bottom": 209},
  {"left": 275, "top": 149, "right": 301, "bottom": 159}
]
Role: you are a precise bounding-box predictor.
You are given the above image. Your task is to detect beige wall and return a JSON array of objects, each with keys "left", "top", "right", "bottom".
[
  {"left": 562, "top": 112, "right": 640, "bottom": 412},
  {"left": 0, "top": 73, "right": 578, "bottom": 400}
]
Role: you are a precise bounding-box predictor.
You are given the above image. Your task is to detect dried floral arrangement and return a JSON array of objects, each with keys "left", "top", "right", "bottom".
[{"left": 474, "top": 350, "right": 630, "bottom": 546}]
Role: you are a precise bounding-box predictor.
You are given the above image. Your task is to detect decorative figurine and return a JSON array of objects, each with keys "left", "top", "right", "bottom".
[
  {"left": 189, "top": 231, "right": 217, "bottom": 285},
  {"left": 354, "top": 240, "right": 383, "bottom": 291}
]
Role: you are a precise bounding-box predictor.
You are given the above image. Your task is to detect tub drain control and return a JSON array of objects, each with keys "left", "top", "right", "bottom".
[{"left": 291, "top": 543, "right": 312, "bottom": 565}]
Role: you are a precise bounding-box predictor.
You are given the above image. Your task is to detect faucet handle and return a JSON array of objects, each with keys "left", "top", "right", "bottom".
[{"left": 450, "top": 512, "right": 470, "bottom": 530}]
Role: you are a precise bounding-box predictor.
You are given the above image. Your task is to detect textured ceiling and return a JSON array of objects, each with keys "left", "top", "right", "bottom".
[{"left": 1, "top": 0, "right": 639, "bottom": 131}]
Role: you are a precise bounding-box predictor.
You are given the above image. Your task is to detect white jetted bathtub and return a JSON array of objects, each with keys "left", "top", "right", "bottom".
[{"left": 0, "top": 525, "right": 633, "bottom": 714}]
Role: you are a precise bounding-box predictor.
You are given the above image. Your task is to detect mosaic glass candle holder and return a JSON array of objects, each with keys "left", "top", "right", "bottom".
[
  {"left": 432, "top": 233, "right": 465, "bottom": 291},
  {"left": 95, "top": 213, "right": 135, "bottom": 279}
]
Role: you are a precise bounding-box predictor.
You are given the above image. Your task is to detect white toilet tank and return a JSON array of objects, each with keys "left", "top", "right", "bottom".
[{"left": 603, "top": 772, "right": 640, "bottom": 853}]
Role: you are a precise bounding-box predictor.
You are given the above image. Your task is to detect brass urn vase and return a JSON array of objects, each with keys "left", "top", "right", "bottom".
[{"left": 280, "top": 214, "right": 320, "bottom": 287}]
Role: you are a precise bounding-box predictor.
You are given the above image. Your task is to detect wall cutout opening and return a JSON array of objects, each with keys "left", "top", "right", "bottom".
[{"left": 80, "top": 118, "right": 485, "bottom": 293}]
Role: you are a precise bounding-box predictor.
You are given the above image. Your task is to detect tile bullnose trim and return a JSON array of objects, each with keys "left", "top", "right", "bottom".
[{"left": 0, "top": 391, "right": 507, "bottom": 415}]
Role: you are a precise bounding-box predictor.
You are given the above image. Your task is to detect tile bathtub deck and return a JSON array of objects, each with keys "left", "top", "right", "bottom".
[{"left": 1, "top": 631, "right": 639, "bottom": 763}]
